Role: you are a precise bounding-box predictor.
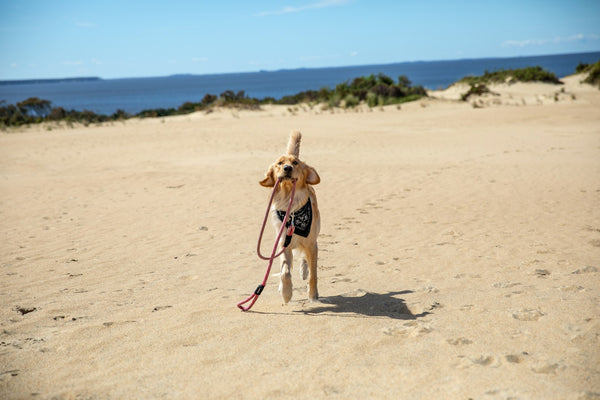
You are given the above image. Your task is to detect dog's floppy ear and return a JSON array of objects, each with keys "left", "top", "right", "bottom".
[
  {"left": 305, "top": 165, "right": 320, "bottom": 185},
  {"left": 259, "top": 164, "right": 276, "bottom": 187}
]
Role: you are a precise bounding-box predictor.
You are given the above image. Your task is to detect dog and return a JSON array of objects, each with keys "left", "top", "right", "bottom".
[{"left": 259, "top": 131, "right": 321, "bottom": 303}]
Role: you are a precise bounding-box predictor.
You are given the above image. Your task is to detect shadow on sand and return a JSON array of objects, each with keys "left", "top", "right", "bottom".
[{"left": 296, "top": 290, "right": 430, "bottom": 320}]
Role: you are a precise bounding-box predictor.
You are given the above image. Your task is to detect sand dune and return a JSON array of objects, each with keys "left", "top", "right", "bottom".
[
  {"left": 428, "top": 73, "right": 598, "bottom": 107},
  {"left": 1, "top": 76, "right": 599, "bottom": 399}
]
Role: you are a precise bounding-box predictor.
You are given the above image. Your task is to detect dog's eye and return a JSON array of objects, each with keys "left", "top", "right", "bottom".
[
  {"left": 277, "top": 161, "right": 283, "bottom": 165},
  {"left": 292, "top": 161, "right": 298, "bottom": 165}
]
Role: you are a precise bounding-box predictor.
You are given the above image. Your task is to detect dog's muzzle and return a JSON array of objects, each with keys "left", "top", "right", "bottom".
[{"left": 281, "top": 164, "right": 294, "bottom": 179}]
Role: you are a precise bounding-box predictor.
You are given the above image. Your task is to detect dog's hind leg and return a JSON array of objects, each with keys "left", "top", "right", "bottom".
[
  {"left": 293, "top": 249, "right": 308, "bottom": 280},
  {"left": 279, "top": 248, "right": 293, "bottom": 303},
  {"left": 300, "top": 258, "right": 309, "bottom": 280}
]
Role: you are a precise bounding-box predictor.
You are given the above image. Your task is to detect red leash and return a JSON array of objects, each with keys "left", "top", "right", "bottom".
[{"left": 237, "top": 178, "right": 297, "bottom": 311}]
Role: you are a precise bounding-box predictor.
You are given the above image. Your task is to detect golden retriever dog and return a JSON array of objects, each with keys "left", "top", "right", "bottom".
[{"left": 259, "top": 131, "right": 321, "bottom": 303}]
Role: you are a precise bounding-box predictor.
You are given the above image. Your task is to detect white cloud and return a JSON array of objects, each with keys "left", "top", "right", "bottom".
[
  {"left": 255, "top": 0, "right": 351, "bottom": 16},
  {"left": 63, "top": 60, "right": 83, "bottom": 66},
  {"left": 502, "top": 33, "right": 600, "bottom": 47},
  {"left": 350, "top": 51, "right": 358, "bottom": 57}
]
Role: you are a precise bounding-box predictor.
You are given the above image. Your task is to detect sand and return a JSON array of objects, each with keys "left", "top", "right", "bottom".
[{"left": 1, "top": 75, "right": 599, "bottom": 399}]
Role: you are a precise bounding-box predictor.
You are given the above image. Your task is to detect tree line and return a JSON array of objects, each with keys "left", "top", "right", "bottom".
[{"left": 0, "top": 73, "right": 427, "bottom": 127}]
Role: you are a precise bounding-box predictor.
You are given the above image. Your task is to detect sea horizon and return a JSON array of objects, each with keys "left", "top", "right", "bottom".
[
  {"left": 3, "top": 50, "right": 600, "bottom": 84},
  {"left": 1, "top": 51, "right": 599, "bottom": 115}
]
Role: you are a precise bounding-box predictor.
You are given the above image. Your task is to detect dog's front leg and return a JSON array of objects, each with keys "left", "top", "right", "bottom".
[{"left": 279, "top": 247, "right": 293, "bottom": 303}]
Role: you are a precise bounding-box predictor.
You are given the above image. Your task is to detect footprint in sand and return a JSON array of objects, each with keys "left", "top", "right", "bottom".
[
  {"left": 493, "top": 282, "right": 521, "bottom": 289},
  {"left": 512, "top": 309, "right": 545, "bottom": 321},
  {"left": 447, "top": 337, "right": 473, "bottom": 346},
  {"left": 471, "top": 355, "right": 501, "bottom": 367},
  {"left": 152, "top": 305, "right": 173, "bottom": 312},
  {"left": 453, "top": 355, "right": 501, "bottom": 369},
  {"left": 505, "top": 352, "right": 529, "bottom": 364},
  {"left": 333, "top": 222, "right": 351, "bottom": 230},
  {"left": 329, "top": 276, "right": 353, "bottom": 284},
  {"left": 534, "top": 269, "right": 551, "bottom": 278},
  {"left": 419, "top": 286, "right": 439, "bottom": 294},
  {"left": 559, "top": 285, "right": 585, "bottom": 292},
  {"left": 0, "top": 369, "right": 20, "bottom": 379},
  {"left": 531, "top": 362, "right": 561, "bottom": 374},
  {"left": 15, "top": 306, "right": 37, "bottom": 315},
  {"left": 381, "top": 323, "right": 433, "bottom": 337},
  {"left": 572, "top": 266, "right": 598, "bottom": 274}
]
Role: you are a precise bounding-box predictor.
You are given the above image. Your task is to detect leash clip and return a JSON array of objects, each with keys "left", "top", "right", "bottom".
[
  {"left": 283, "top": 224, "right": 294, "bottom": 248},
  {"left": 283, "top": 213, "right": 295, "bottom": 248}
]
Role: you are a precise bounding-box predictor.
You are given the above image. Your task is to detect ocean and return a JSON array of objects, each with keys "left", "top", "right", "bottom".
[{"left": 1, "top": 51, "right": 599, "bottom": 115}]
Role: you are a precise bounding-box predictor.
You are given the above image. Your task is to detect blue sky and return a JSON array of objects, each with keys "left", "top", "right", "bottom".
[{"left": 1, "top": 0, "right": 599, "bottom": 80}]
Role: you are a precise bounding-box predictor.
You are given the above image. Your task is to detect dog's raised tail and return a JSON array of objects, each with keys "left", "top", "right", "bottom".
[{"left": 287, "top": 130, "right": 302, "bottom": 157}]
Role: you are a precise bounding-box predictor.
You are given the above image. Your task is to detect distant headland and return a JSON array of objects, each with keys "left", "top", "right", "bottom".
[{"left": 0, "top": 77, "right": 102, "bottom": 86}]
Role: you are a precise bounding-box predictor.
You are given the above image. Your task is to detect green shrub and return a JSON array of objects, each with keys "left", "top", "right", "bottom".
[
  {"left": 17, "top": 97, "right": 52, "bottom": 117},
  {"left": 47, "top": 107, "right": 66, "bottom": 121},
  {"left": 328, "top": 93, "right": 342, "bottom": 108},
  {"left": 111, "top": 109, "right": 129, "bottom": 120},
  {"left": 137, "top": 108, "right": 177, "bottom": 118},
  {"left": 461, "top": 83, "right": 493, "bottom": 101},
  {"left": 366, "top": 92, "right": 378, "bottom": 108},
  {"left": 460, "top": 66, "right": 562, "bottom": 85},
  {"left": 343, "top": 94, "right": 359, "bottom": 108},
  {"left": 201, "top": 94, "right": 218, "bottom": 106},
  {"left": 579, "top": 60, "right": 600, "bottom": 88},
  {"left": 397, "top": 75, "right": 411, "bottom": 88},
  {"left": 576, "top": 62, "right": 589, "bottom": 74}
]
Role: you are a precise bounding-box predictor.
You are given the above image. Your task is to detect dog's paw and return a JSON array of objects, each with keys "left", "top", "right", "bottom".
[
  {"left": 280, "top": 273, "right": 293, "bottom": 304},
  {"left": 307, "top": 286, "right": 319, "bottom": 302},
  {"left": 300, "top": 260, "right": 309, "bottom": 280}
]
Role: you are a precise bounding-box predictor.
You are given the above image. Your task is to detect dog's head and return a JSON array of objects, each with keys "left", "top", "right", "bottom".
[{"left": 259, "top": 131, "right": 320, "bottom": 188}]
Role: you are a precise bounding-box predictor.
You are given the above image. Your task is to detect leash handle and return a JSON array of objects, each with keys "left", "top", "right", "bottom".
[
  {"left": 236, "top": 284, "right": 265, "bottom": 311},
  {"left": 237, "top": 178, "right": 297, "bottom": 311}
]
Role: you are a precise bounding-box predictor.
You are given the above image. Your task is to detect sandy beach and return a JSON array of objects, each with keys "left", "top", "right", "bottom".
[{"left": 1, "top": 75, "right": 599, "bottom": 399}]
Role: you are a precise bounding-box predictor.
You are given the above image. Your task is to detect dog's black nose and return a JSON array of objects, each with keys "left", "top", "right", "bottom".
[{"left": 283, "top": 165, "right": 293, "bottom": 173}]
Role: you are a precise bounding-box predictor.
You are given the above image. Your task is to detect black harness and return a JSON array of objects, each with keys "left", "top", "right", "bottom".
[{"left": 276, "top": 198, "right": 313, "bottom": 243}]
